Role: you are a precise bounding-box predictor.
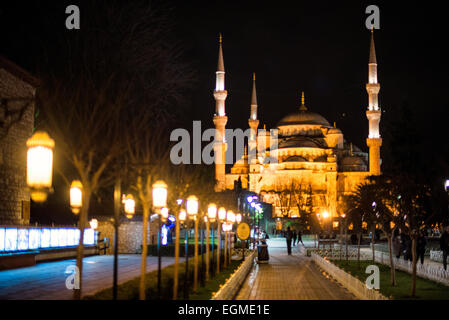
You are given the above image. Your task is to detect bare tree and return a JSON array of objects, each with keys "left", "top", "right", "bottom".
[{"left": 36, "top": 1, "right": 194, "bottom": 300}]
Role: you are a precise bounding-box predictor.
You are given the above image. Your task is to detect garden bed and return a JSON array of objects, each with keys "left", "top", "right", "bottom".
[{"left": 333, "top": 260, "right": 449, "bottom": 300}]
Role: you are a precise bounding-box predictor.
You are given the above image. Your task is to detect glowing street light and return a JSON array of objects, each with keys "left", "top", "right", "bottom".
[
  {"left": 123, "top": 194, "right": 136, "bottom": 219},
  {"left": 152, "top": 180, "right": 168, "bottom": 299},
  {"left": 186, "top": 195, "right": 199, "bottom": 293},
  {"left": 152, "top": 180, "right": 168, "bottom": 209},
  {"left": 26, "top": 131, "right": 55, "bottom": 202},
  {"left": 70, "top": 180, "right": 83, "bottom": 214},
  {"left": 236, "top": 213, "right": 242, "bottom": 224},
  {"left": 160, "top": 207, "right": 169, "bottom": 222},
  {"left": 186, "top": 195, "right": 199, "bottom": 218},
  {"left": 216, "top": 207, "right": 226, "bottom": 274},
  {"left": 322, "top": 211, "right": 330, "bottom": 219}
]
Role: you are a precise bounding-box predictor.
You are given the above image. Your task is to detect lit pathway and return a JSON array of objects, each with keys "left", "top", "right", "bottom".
[
  {"left": 235, "top": 238, "right": 355, "bottom": 300},
  {"left": 0, "top": 255, "right": 175, "bottom": 300}
]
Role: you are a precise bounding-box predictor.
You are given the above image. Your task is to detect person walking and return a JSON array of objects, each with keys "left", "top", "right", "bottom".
[
  {"left": 403, "top": 234, "right": 412, "bottom": 261},
  {"left": 297, "top": 230, "right": 304, "bottom": 246},
  {"left": 292, "top": 229, "right": 297, "bottom": 246},
  {"left": 286, "top": 227, "right": 293, "bottom": 255},
  {"left": 416, "top": 231, "right": 427, "bottom": 265},
  {"left": 393, "top": 229, "right": 402, "bottom": 259},
  {"left": 440, "top": 225, "right": 449, "bottom": 270}
]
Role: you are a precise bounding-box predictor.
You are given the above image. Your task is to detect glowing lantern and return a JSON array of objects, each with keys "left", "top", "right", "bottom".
[
  {"left": 152, "top": 180, "right": 168, "bottom": 209},
  {"left": 207, "top": 203, "right": 217, "bottom": 222},
  {"left": 70, "top": 180, "right": 83, "bottom": 214},
  {"left": 160, "top": 207, "right": 169, "bottom": 221},
  {"left": 218, "top": 207, "right": 227, "bottom": 222},
  {"left": 26, "top": 131, "right": 55, "bottom": 202},
  {"left": 322, "top": 211, "right": 330, "bottom": 219},
  {"left": 179, "top": 209, "right": 187, "bottom": 223},
  {"left": 124, "top": 194, "right": 135, "bottom": 218},
  {"left": 227, "top": 210, "right": 235, "bottom": 223},
  {"left": 236, "top": 213, "right": 242, "bottom": 224},
  {"left": 186, "top": 195, "right": 199, "bottom": 218}
]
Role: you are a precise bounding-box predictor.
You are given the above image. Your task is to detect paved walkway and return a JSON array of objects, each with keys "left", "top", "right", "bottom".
[
  {"left": 235, "top": 238, "right": 355, "bottom": 300},
  {"left": 0, "top": 255, "right": 175, "bottom": 300}
]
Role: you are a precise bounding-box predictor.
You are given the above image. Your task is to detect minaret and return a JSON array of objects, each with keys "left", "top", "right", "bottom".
[
  {"left": 213, "top": 33, "right": 228, "bottom": 191},
  {"left": 248, "top": 73, "right": 259, "bottom": 163},
  {"left": 366, "top": 29, "right": 382, "bottom": 175},
  {"left": 300, "top": 91, "right": 307, "bottom": 111}
]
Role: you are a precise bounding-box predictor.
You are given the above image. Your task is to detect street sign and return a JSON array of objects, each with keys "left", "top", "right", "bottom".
[{"left": 236, "top": 222, "right": 250, "bottom": 240}]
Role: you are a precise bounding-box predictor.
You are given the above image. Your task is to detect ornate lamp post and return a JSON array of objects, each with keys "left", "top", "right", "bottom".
[
  {"left": 186, "top": 195, "right": 199, "bottom": 293},
  {"left": 70, "top": 181, "right": 83, "bottom": 214},
  {"left": 152, "top": 180, "right": 168, "bottom": 299},
  {"left": 217, "top": 207, "right": 226, "bottom": 273},
  {"left": 179, "top": 209, "right": 189, "bottom": 299},
  {"left": 228, "top": 211, "right": 236, "bottom": 265},
  {"left": 206, "top": 203, "right": 217, "bottom": 281},
  {"left": 26, "top": 131, "right": 55, "bottom": 202},
  {"left": 173, "top": 199, "right": 182, "bottom": 300},
  {"left": 123, "top": 194, "right": 136, "bottom": 219}
]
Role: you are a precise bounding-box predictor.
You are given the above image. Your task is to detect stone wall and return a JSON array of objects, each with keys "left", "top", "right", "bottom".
[
  {"left": 96, "top": 217, "right": 150, "bottom": 254},
  {"left": 0, "top": 61, "right": 37, "bottom": 226}
]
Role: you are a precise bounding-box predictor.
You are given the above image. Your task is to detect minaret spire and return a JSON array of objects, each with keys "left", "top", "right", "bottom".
[
  {"left": 213, "top": 33, "right": 228, "bottom": 191},
  {"left": 250, "top": 72, "right": 258, "bottom": 120},
  {"left": 366, "top": 29, "right": 382, "bottom": 175},
  {"left": 299, "top": 91, "right": 307, "bottom": 111},
  {"left": 248, "top": 72, "right": 260, "bottom": 164}
]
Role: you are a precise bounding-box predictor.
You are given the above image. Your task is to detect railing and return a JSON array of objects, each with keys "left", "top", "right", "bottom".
[
  {"left": 373, "top": 251, "right": 449, "bottom": 286},
  {"left": 308, "top": 248, "right": 372, "bottom": 260},
  {"left": 311, "top": 253, "right": 388, "bottom": 300},
  {"left": 211, "top": 251, "right": 256, "bottom": 300}
]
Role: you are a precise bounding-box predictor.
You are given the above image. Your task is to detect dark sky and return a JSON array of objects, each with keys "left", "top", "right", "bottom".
[{"left": 1, "top": 0, "right": 448, "bottom": 152}]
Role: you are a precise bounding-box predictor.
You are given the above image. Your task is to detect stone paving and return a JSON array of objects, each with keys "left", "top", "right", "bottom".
[
  {"left": 235, "top": 238, "right": 355, "bottom": 300},
  {"left": 0, "top": 254, "right": 175, "bottom": 300}
]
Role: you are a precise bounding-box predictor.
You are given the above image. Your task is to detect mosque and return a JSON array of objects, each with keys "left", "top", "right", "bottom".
[{"left": 212, "top": 31, "right": 382, "bottom": 222}]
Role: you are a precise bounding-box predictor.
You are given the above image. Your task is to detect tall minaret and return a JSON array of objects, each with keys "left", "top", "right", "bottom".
[
  {"left": 366, "top": 29, "right": 382, "bottom": 175},
  {"left": 248, "top": 73, "right": 259, "bottom": 163},
  {"left": 213, "top": 33, "right": 228, "bottom": 191}
]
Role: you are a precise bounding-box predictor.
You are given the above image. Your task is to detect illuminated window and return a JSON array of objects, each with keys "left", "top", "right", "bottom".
[
  {"left": 17, "top": 229, "right": 29, "bottom": 250},
  {"left": 0, "top": 228, "right": 5, "bottom": 251},
  {"left": 58, "top": 229, "right": 67, "bottom": 247},
  {"left": 41, "top": 229, "right": 51, "bottom": 248},
  {"left": 5, "top": 228, "right": 18, "bottom": 251},
  {"left": 50, "top": 229, "right": 59, "bottom": 247},
  {"left": 29, "top": 229, "right": 40, "bottom": 249}
]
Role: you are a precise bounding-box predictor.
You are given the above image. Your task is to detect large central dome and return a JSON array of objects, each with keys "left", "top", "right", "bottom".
[
  {"left": 277, "top": 92, "right": 331, "bottom": 127},
  {"left": 277, "top": 109, "right": 331, "bottom": 127}
]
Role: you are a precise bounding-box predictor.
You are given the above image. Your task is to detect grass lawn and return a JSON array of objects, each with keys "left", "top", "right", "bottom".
[
  {"left": 333, "top": 260, "right": 449, "bottom": 300},
  {"left": 188, "top": 259, "right": 243, "bottom": 300}
]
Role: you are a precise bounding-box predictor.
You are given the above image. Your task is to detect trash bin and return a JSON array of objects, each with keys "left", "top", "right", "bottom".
[{"left": 257, "top": 240, "right": 269, "bottom": 264}]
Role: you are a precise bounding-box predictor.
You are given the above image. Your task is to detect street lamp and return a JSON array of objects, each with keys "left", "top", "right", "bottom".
[
  {"left": 123, "top": 194, "right": 136, "bottom": 219},
  {"left": 173, "top": 199, "right": 182, "bottom": 300},
  {"left": 186, "top": 195, "right": 199, "bottom": 293},
  {"left": 152, "top": 180, "right": 168, "bottom": 299},
  {"left": 70, "top": 180, "right": 83, "bottom": 214},
  {"left": 178, "top": 209, "right": 189, "bottom": 299},
  {"left": 226, "top": 211, "right": 235, "bottom": 266},
  {"left": 26, "top": 131, "right": 55, "bottom": 202},
  {"left": 217, "top": 207, "right": 226, "bottom": 273},
  {"left": 206, "top": 203, "right": 217, "bottom": 281}
]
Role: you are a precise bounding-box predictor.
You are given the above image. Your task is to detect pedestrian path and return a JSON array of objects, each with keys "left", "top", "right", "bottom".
[
  {"left": 0, "top": 254, "right": 175, "bottom": 300},
  {"left": 235, "top": 238, "right": 355, "bottom": 300}
]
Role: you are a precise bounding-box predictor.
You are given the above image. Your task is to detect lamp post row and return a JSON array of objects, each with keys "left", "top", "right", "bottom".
[{"left": 25, "top": 130, "right": 242, "bottom": 300}]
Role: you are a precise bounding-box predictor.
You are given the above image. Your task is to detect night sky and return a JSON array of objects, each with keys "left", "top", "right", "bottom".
[{"left": 1, "top": 1, "right": 448, "bottom": 152}]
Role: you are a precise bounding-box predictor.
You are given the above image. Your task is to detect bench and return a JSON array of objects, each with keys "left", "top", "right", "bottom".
[
  {"left": 98, "top": 238, "right": 110, "bottom": 255},
  {"left": 0, "top": 251, "right": 39, "bottom": 270}
]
